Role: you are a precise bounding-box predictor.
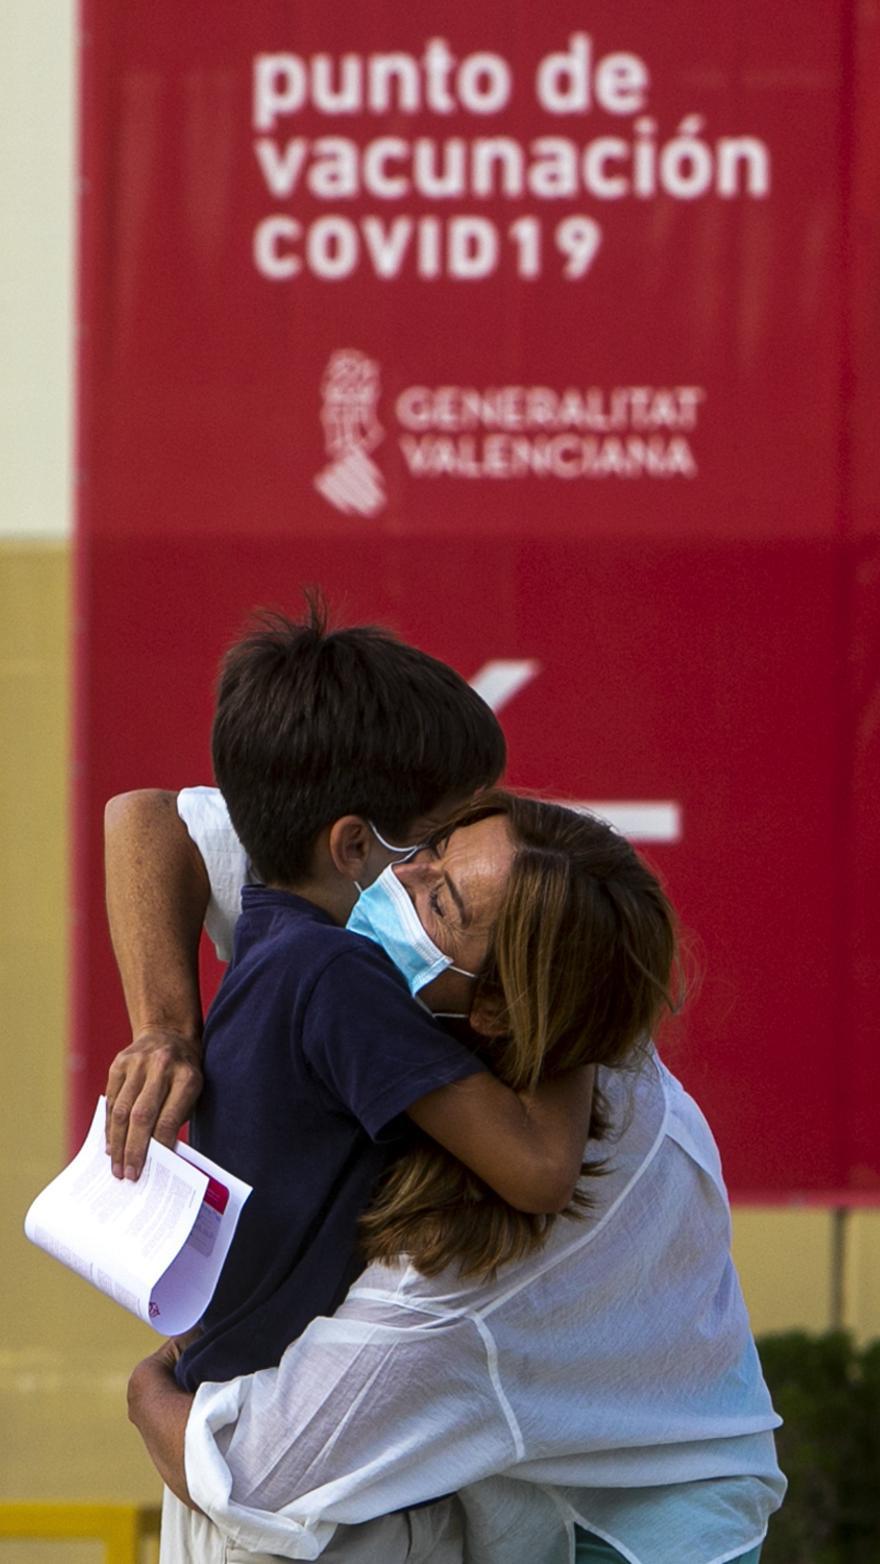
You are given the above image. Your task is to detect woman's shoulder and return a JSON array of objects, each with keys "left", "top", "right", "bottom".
[
  {"left": 341, "top": 1054, "right": 731, "bottom": 1320},
  {"left": 648, "top": 1053, "right": 727, "bottom": 1189},
  {"left": 344, "top": 1057, "right": 674, "bottom": 1312},
  {"left": 598, "top": 1049, "right": 726, "bottom": 1182},
  {"left": 593, "top": 1047, "right": 670, "bottom": 1174}
]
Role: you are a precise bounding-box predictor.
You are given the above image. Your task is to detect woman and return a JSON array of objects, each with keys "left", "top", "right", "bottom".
[{"left": 129, "top": 793, "right": 783, "bottom": 1564}]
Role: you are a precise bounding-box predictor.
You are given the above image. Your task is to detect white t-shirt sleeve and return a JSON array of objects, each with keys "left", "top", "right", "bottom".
[
  {"left": 176, "top": 786, "right": 251, "bottom": 962},
  {"left": 184, "top": 1293, "right": 514, "bottom": 1559}
]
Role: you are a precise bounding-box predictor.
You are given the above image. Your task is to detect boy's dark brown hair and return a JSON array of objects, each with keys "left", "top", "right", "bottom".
[{"left": 211, "top": 596, "right": 506, "bottom": 884}]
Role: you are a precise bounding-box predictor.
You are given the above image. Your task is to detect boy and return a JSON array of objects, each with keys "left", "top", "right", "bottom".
[
  {"left": 104, "top": 604, "right": 506, "bottom": 1178},
  {"left": 119, "top": 604, "right": 591, "bottom": 1391}
]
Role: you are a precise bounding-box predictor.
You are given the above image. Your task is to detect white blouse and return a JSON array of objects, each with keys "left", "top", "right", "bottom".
[
  {"left": 183, "top": 1037, "right": 785, "bottom": 1564},
  {"left": 177, "top": 786, "right": 250, "bottom": 960}
]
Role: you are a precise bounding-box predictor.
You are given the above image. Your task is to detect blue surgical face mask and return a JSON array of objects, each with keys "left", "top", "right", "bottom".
[{"left": 347, "top": 865, "right": 477, "bottom": 997}]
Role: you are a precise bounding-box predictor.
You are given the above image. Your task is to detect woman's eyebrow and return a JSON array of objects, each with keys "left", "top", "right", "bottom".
[{"left": 443, "top": 871, "right": 469, "bottom": 928}]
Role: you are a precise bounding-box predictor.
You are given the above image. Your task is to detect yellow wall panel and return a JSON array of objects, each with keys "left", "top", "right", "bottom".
[
  {"left": 844, "top": 1211, "right": 880, "bottom": 1344},
  {"left": 1, "top": 542, "right": 162, "bottom": 1514},
  {"left": 731, "top": 1207, "right": 835, "bottom": 1337}
]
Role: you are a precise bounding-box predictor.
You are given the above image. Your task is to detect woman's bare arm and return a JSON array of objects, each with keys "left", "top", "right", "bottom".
[
  {"left": 104, "top": 790, "right": 209, "bottom": 1178},
  {"left": 128, "top": 1339, "right": 197, "bottom": 1507}
]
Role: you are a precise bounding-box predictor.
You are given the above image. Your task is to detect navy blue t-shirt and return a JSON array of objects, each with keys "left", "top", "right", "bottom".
[{"left": 176, "top": 886, "right": 484, "bottom": 1391}]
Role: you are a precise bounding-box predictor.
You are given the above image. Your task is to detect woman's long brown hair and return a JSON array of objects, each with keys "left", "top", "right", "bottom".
[{"left": 360, "top": 792, "right": 680, "bottom": 1280}]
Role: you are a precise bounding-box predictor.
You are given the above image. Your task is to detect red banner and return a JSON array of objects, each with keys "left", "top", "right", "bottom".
[{"left": 75, "top": 1, "right": 880, "bottom": 1196}]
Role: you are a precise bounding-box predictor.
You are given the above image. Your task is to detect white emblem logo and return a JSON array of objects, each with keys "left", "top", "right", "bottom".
[{"left": 314, "top": 350, "right": 386, "bottom": 517}]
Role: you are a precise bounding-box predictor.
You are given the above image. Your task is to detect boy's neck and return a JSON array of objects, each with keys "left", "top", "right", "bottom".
[{"left": 264, "top": 875, "right": 353, "bottom": 927}]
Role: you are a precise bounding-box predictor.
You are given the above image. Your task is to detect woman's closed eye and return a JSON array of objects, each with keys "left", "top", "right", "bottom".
[{"left": 428, "top": 884, "right": 445, "bottom": 920}]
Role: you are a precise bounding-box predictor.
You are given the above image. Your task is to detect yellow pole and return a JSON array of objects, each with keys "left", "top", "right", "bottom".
[{"left": 0, "top": 1501, "right": 161, "bottom": 1562}]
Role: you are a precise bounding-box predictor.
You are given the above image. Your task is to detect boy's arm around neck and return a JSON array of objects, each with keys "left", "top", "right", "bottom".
[
  {"left": 406, "top": 1065, "right": 595, "bottom": 1213},
  {"left": 303, "top": 940, "right": 593, "bottom": 1214}
]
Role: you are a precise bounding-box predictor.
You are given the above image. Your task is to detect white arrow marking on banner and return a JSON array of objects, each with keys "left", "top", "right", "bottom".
[
  {"left": 561, "top": 801, "right": 682, "bottom": 844},
  {"left": 468, "top": 660, "right": 681, "bottom": 844},
  {"left": 469, "top": 659, "right": 541, "bottom": 712}
]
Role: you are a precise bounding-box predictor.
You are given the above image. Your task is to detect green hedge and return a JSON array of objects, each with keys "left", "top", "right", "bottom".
[{"left": 757, "top": 1332, "right": 880, "bottom": 1564}]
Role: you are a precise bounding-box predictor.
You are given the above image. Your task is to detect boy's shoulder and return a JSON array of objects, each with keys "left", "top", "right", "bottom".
[
  {"left": 218, "top": 886, "right": 483, "bottom": 1134},
  {"left": 235, "top": 885, "right": 410, "bottom": 998}
]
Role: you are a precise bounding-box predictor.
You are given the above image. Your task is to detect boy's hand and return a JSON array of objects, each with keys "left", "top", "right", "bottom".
[{"left": 105, "top": 1029, "right": 204, "bottom": 1180}]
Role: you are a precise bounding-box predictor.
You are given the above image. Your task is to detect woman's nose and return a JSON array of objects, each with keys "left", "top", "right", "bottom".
[{"left": 393, "top": 855, "right": 436, "bottom": 887}]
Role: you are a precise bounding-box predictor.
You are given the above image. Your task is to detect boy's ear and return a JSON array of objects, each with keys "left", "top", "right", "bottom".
[{"left": 327, "top": 816, "right": 372, "bottom": 881}]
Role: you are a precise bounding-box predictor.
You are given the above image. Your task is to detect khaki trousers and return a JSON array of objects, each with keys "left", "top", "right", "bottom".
[{"left": 160, "top": 1487, "right": 465, "bottom": 1564}]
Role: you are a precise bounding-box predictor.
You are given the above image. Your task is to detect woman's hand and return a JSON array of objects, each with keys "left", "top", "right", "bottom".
[
  {"left": 128, "top": 1337, "right": 200, "bottom": 1508},
  {"left": 105, "top": 1028, "right": 204, "bottom": 1180}
]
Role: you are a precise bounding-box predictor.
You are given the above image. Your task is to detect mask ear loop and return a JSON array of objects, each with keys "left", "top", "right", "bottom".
[
  {"left": 369, "top": 822, "right": 425, "bottom": 861},
  {"left": 434, "top": 960, "right": 479, "bottom": 1017}
]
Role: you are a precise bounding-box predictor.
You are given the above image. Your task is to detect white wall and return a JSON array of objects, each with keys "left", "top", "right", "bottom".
[{"left": 0, "top": 0, "right": 74, "bottom": 539}]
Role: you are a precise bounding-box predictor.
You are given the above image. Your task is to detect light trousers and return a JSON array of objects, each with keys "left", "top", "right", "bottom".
[
  {"left": 574, "top": 1530, "right": 763, "bottom": 1564},
  {"left": 161, "top": 1490, "right": 764, "bottom": 1564},
  {"left": 160, "top": 1487, "right": 464, "bottom": 1564}
]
